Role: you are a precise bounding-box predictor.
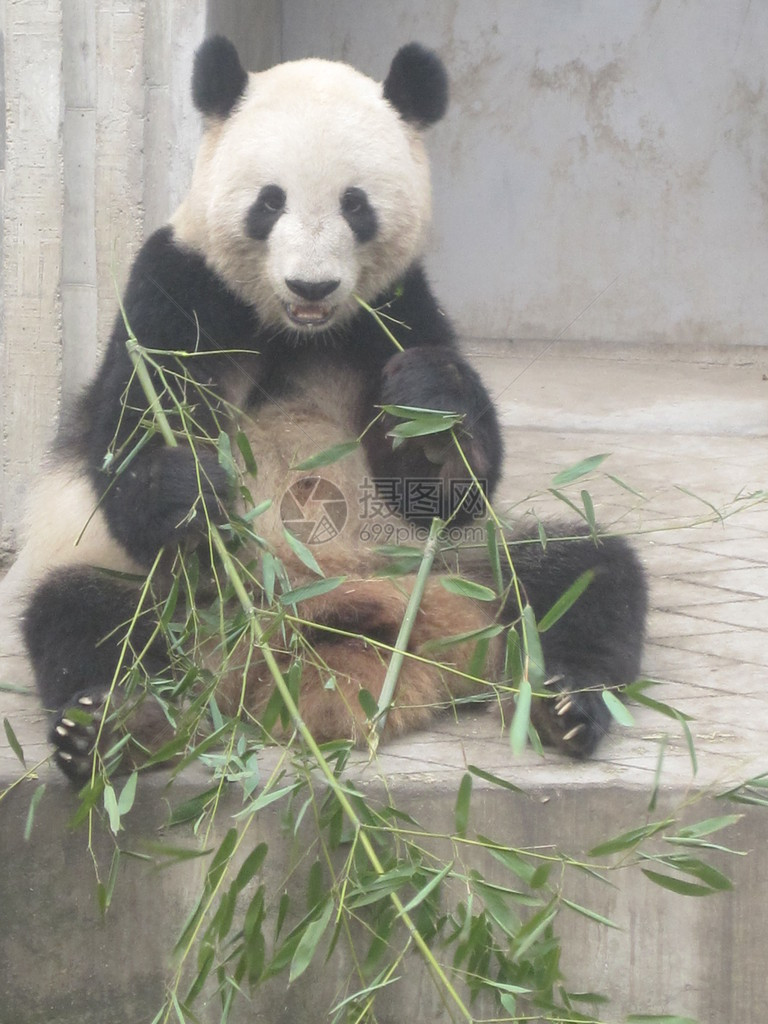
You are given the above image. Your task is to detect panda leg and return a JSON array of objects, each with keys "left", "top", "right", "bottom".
[
  {"left": 508, "top": 531, "right": 648, "bottom": 758},
  {"left": 221, "top": 577, "right": 499, "bottom": 744},
  {"left": 24, "top": 566, "right": 173, "bottom": 781}
]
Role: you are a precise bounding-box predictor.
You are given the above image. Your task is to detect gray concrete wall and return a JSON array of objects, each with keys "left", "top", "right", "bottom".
[
  {"left": 281, "top": 0, "right": 768, "bottom": 348},
  {"left": 1, "top": 0, "right": 767, "bottom": 555}
]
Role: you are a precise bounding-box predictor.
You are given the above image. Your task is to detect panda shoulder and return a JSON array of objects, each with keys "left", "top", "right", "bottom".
[{"left": 116, "top": 225, "right": 258, "bottom": 351}]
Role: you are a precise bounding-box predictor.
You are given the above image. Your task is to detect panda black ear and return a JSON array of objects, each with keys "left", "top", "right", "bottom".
[
  {"left": 383, "top": 43, "right": 448, "bottom": 127},
  {"left": 192, "top": 36, "right": 248, "bottom": 119}
]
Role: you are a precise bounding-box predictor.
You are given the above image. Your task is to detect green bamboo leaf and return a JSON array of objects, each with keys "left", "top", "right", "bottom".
[
  {"left": 398, "top": 860, "right": 454, "bottom": 916},
  {"left": 581, "top": 488, "right": 597, "bottom": 531},
  {"left": 206, "top": 828, "right": 238, "bottom": 893},
  {"left": 538, "top": 570, "right": 594, "bottom": 632},
  {"left": 485, "top": 519, "right": 503, "bottom": 593},
  {"left": 3, "top": 717, "right": 25, "bottom": 767},
  {"left": 235, "top": 783, "right": 298, "bottom": 818},
  {"left": 602, "top": 689, "right": 635, "bottom": 727},
  {"left": 168, "top": 786, "right": 219, "bottom": 826},
  {"left": 97, "top": 849, "right": 122, "bottom": 917},
  {"left": 217, "top": 430, "right": 238, "bottom": 483},
  {"left": 440, "top": 576, "right": 497, "bottom": 601},
  {"left": 551, "top": 453, "right": 610, "bottom": 486},
  {"left": 380, "top": 403, "right": 460, "bottom": 420},
  {"left": 185, "top": 943, "right": 214, "bottom": 1004},
  {"left": 385, "top": 408, "right": 464, "bottom": 440},
  {"left": 681, "top": 715, "right": 698, "bottom": 776},
  {"left": 628, "top": 690, "right": 693, "bottom": 720},
  {"left": 240, "top": 498, "right": 272, "bottom": 522},
  {"left": 455, "top": 773, "right": 472, "bottom": 836},
  {"left": 357, "top": 688, "right": 379, "bottom": 721},
  {"left": 279, "top": 576, "right": 346, "bottom": 606},
  {"left": 510, "top": 678, "right": 532, "bottom": 755},
  {"left": 548, "top": 488, "right": 587, "bottom": 520},
  {"left": 419, "top": 623, "right": 503, "bottom": 653},
  {"left": 24, "top": 783, "right": 46, "bottom": 841},
  {"left": 232, "top": 842, "right": 268, "bottom": 894},
  {"left": 589, "top": 819, "right": 673, "bottom": 857},
  {"left": 648, "top": 853, "right": 732, "bottom": 891},
  {"left": 472, "top": 878, "right": 522, "bottom": 938},
  {"left": 521, "top": 604, "right": 546, "bottom": 687},
  {"left": 292, "top": 440, "right": 359, "bottom": 470},
  {"left": 466, "top": 636, "right": 491, "bottom": 680},
  {"left": 117, "top": 771, "right": 138, "bottom": 816},
  {"left": 275, "top": 891, "right": 290, "bottom": 941},
  {"left": 262, "top": 550, "right": 278, "bottom": 604},
  {"left": 103, "top": 783, "right": 122, "bottom": 835},
  {"left": 467, "top": 765, "right": 524, "bottom": 794},
  {"left": 606, "top": 473, "right": 646, "bottom": 499},
  {"left": 481, "top": 845, "right": 534, "bottom": 887},
  {"left": 673, "top": 815, "right": 742, "bottom": 841},
  {"left": 283, "top": 528, "right": 325, "bottom": 577},
  {"left": 504, "top": 627, "right": 524, "bottom": 686},
  {"left": 561, "top": 897, "right": 620, "bottom": 929},
  {"left": 640, "top": 869, "right": 715, "bottom": 897},
  {"left": 289, "top": 898, "right": 334, "bottom": 982},
  {"left": 235, "top": 430, "right": 258, "bottom": 476},
  {"left": 329, "top": 971, "right": 401, "bottom": 1015},
  {"left": 513, "top": 898, "right": 559, "bottom": 959}
]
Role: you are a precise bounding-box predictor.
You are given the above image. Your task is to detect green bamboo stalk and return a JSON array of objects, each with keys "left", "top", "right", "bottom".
[
  {"left": 354, "top": 294, "right": 404, "bottom": 351},
  {"left": 373, "top": 517, "right": 442, "bottom": 739}
]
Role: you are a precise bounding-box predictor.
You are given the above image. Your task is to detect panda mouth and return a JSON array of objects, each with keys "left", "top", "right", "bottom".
[{"left": 284, "top": 301, "right": 336, "bottom": 328}]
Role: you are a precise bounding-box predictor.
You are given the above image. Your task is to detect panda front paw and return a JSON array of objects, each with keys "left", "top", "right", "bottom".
[
  {"left": 50, "top": 691, "right": 111, "bottom": 783},
  {"left": 367, "top": 347, "right": 502, "bottom": 522},
  {"left": 105, "top": 446, "right": 230, "bottom": 563},
  {"left": 531, "top": 677, "right": 614, "bottom": 759}
]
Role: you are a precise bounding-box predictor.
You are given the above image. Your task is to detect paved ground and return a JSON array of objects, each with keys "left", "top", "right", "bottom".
[{"left": 1, "top": 339, "right": 767, "bottom": 787}]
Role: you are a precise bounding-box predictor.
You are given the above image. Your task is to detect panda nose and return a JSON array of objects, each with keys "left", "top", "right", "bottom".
[{"left": 285, "top": 278, "right": 340, "bottom": 302}]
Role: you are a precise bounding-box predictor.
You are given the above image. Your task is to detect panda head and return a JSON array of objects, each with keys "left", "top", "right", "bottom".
[{"left": 173, "top": 37, "right": 448, "bottom": 333}]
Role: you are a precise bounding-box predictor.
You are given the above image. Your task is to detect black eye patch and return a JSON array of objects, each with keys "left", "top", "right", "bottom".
[
  {"left": 341, "top": 187, "right": 378, "bottom": 243},
  {"left": 245, "top": 184, "right": 287, "bottom": 240}
]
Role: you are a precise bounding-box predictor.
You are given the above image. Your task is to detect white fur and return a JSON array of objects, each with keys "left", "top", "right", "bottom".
[
  {"left": 15, "top": 463, "right": 141, "bottom": 584},
  {"left": 172, "top": 58, "right": 433, "bottom": 331}
]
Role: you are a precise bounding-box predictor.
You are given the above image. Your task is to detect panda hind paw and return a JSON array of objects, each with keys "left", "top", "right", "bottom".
[
  {"left": 50, "top": 691, "right": 110, "bottom": 783},
  {"left": 532, "top": 678, "right": 614, "bottom": 759}
]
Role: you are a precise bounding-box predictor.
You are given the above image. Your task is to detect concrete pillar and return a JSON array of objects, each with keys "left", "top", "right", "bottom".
[
  {"left": 0, "top": 0, "right": 209, "bottom": 560},
  {"left": 0, "top": 0, "right": 64, "bottom": 561}
]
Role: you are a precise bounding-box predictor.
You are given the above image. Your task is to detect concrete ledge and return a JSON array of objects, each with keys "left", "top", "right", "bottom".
[{"left": 1, "top": 750, "right": 767, "bottom": 1024}]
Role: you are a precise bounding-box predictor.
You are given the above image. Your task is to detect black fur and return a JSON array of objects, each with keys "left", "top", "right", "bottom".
[
  {"left": 23, "top": 566, "right": 169, "bottom": 781},
  {"left": 245, "top": 185, "right": 287, "bottom": 241},
  {"left": 192, "top": 35, "right": 248, "bottom": 118},
  {"left": 340, "top": 188, "right": 378, "bottom": 243},
  {"left": 384, "top": 43, "right": 449, "bottom": 126},
  {"left": 493, "top": 529, "right": 647, "bottom": 757}
]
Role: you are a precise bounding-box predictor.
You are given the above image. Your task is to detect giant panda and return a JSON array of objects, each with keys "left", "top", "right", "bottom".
[{"left": 20, "top": 37, "right": 647, "bottom": 782}]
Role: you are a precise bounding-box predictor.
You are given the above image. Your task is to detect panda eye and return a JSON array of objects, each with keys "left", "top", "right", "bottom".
[
  {"left": 341, "top": 187, "right": 378, "bottom": 243},
  {"left": 245, "top": 185, "right": 286, "bottom": 240},
  {"left": 341, "top": 189, "right": 364, "bottom": 215},
  {"left": 259, "top": 185, "right": 286, "bottom": 213}
]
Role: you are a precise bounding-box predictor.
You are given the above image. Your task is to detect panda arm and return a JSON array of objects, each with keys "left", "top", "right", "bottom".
[
  {"left": 71, "top": 227, "right": 259, "bottom": 564},
  {"left": 358, "top": 266, "right": 503, "bottom": 523}
]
